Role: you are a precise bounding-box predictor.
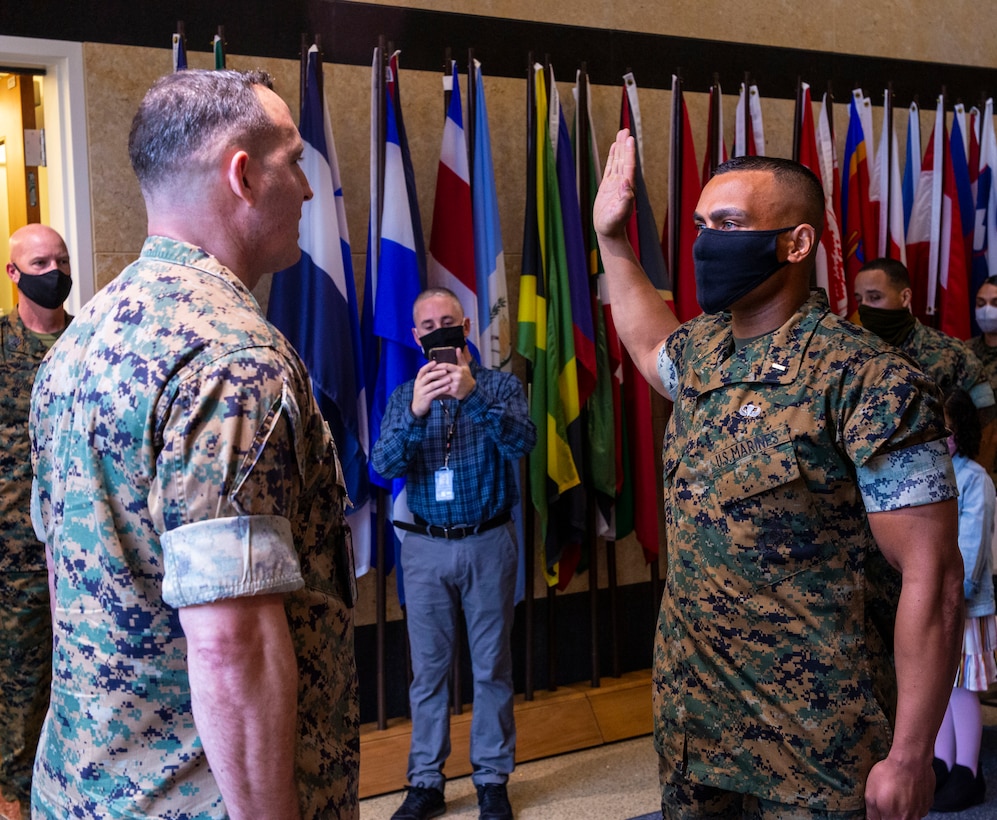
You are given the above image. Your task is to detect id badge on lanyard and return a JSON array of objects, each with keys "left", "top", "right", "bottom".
[{"left": 436, "top": 401, "right": 459, "bottom": 502}]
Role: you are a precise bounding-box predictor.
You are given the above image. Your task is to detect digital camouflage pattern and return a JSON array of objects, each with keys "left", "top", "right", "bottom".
[
  {"left": 29, "top": 237, "right": 358, "bottom": 819},
  {"left": 0, "top": 306, "right": 55, "bottom": 813},
  {"left": 653, "top": 290, "right": 955, "bottom": 811},
  {"left": 901, "top": 321, "right": 994, "bottom": 408}
]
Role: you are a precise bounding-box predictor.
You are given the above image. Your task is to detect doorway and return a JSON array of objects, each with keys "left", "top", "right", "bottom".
[{"left": 0, "top": 36, "right": 93, "bottom": 313}]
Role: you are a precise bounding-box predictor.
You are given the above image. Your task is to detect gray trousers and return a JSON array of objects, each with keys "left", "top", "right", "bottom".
[{"left": 400, "top": 522, "right": 517, "bottom": 790}]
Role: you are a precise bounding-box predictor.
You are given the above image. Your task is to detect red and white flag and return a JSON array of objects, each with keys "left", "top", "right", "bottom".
[
  {"left": 876, "top": 89, "right": 906, "bottom": 263},
  {"left": 427, "top": 60, "right": 478, "bottom": 351},
  {"left": 906, "top": 95, "right": 971, "bottom": 337},
  {"left": 799, "top": 82, "right": 847, "bottom": 315}
]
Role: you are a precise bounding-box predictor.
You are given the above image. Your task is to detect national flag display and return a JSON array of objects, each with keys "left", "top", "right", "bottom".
[
  {"left": 517, "top": 63, "right": 584, "bottom": 587},
  {"left": 267, "top": 45, "right": 370, "bottom": 573},
  {"left": 664, "top": 74, "right": 702, "bottom": 323},
  {"left": 798, "top": 82, "right": 847, "bottom": 316},
  {"left": 842, "top": 91, "right": 879, "bottom": 315},
  {"left": 876, "top": 89, "right": 906, "bottom": 263},
  {"left": 428, "top": 61, "right": 479, "bottom": 354},
  {"left": 734, "top": 82, "right": 765, "bottom": 157},
  {"left": 363, "top": 50, "right": 426, "bottom": 590},
  {"left": 471, "top": 60, "right": 512, "bottom": 371},
  {"left": 619, "top": 74, "right": 665, "bottom": 564}
]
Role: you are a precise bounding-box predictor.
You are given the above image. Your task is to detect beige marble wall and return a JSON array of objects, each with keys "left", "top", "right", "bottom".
[{"left": 79, "top": 5, "right": 995, "bottom": 626}]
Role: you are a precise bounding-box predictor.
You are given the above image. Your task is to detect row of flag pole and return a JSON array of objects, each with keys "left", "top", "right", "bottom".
[
  {"left": 175, "top": 27, "right": 997, "bottom": 627},
  {"left": 647, "top": 73, "right": 997, "bottom": 349},
  {"left": 171, "top": 23, "right": 226, "bottom": 71},
  {"left": 174, "top": 21, "right": 997, "bottom": 585},
  {"left": 792, "top": 83, "right": 997, "bottom": 340}
]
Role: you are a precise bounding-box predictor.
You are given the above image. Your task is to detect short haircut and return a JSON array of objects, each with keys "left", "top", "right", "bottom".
[
  {"left": 981, "top": 275, "right": 997, "bottom": 289},
  {"left": 413, "top": 287, "right": 463, "bottom": 321},
  {"left": 859, "top": 257, "right": 911, "bottom": 289},
  {"left": 944, "top": 387, "right": 981, "bottom": 459},
  {"left": 713, "top": 155, "right": 825, "bottom": 240},
  {"left": 128, "top": 69, "right": 278, "bottom": 196}
]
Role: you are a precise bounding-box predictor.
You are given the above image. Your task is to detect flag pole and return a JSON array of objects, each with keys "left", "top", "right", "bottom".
[
  {"left": 743, "top": 71, "right": 752, "bottom": 157},
  {"left": 792, "top": 76, "right": 802, "bottom": 163},
  {"left": 708, "top": 74, "right": 719, "bottom": 177},
  {"left": 443, "top": 47, "right": 452, "bottom": 118},
  {"left": 214, "top": 25, "right": 226, "bottom": 70},
  {"left": 172, "top": 21, "right": 188, "bottom": 73},
  {"left": 372, "top": 38, "right": 389, "bottom": 732},
  {"left": 668, "top": 70, "right": 683, "bottom": 283},
  {"left": 468, "top": 48, "right": 476, "bottom": 200},
  {"left": 542, "top": 53, "right": 559, "bottom": 694},
  {"left": 886, "top": 82, "right": 895, "bottom": 258},
  {"left": 576, "top": 62, "right": 601, "bottom": 689},
  {"left": 523, "top": 51, "right": 537, "bottom": 703},
  {"left": 445, "top": 49, "right": 465, "bottom": 717},
  {"left": 826, "top": 81, "right": 835, "bottom": 144},
  {"left": 299, "top": 34, "right": 308, "bottom": 117}
]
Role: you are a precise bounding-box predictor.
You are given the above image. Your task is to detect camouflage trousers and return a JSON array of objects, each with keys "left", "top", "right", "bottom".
[
  {"left": 0, "top": 570, "right": 51, "bottom": 811},
  {"left": 660, "top": 757, "right": 866, "bottom": 820}
]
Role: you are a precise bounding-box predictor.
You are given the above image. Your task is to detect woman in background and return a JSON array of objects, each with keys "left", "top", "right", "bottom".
[{"left": 932, "top": 387, "right": 997, "bottom": 812}]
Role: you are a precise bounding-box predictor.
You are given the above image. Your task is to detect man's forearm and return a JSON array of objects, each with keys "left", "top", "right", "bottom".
[
  {"left": 596, "top": 232, "right": 680, "bottom": 390},
  {"left": 181, "top": 595, "right": 301, "bottom": 820},
  {"left": 889, "top": 560, "right": 964, "bottom": 768}
]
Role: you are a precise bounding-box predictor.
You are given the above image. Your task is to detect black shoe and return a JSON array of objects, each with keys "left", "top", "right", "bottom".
[
  {"left": 932, "top": 757, "right": 950, "bottom": 792},
  {"left": 476, "top": 783, "right": 512, "bottom": 820},
  {"left": 931, "top": 763, "right": 986, "bottom": 812},
  {"left": 391, "top": 785, "right": 446, "bottom": 820}
]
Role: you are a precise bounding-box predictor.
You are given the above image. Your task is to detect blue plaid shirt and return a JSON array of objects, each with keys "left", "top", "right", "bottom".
[{"left": 371, "top": 361, "right": 536, "bottom": 528}]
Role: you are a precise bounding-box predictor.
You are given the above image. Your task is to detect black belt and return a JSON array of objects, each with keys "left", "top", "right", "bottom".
[{"left": 395, "top": 511, "right": 511, "bottom": 540}]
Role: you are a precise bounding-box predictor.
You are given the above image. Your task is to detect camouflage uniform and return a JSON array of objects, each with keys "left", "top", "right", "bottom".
[
  {"left": 901, "top": 321, "right": 995, "bottom": 409},
  {"left": 654, "top": 290, "right": 956, "bottom": 811},
  {"left": 0, "top": 307, "right": 59, "bottom": 815},
  {"left": 29, "top": 237, "right": 359, "bottom": 819}
]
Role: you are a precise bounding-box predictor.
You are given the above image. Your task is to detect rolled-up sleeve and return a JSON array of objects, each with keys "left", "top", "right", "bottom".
[{"left": 150, "top": 348, "right": 312, "bottom": 607}]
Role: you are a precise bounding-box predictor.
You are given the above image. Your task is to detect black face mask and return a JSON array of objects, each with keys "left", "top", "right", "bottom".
[
  {"left": 857, "top": 304, "right": 917, "bottom": 347},
  {"left": 418, "top": 324, "right": 466, "bottom": 358},
  {"left": 693, "top": 226, "right": 795, "bottom": 314},
  {"left": 15, "top": 267, "right": 72, "bottom": 310}
]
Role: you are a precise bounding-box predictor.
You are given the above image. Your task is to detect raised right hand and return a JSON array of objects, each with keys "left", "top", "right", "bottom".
[{"left": 592, "top": 129, "right": 637, "bottom": 240}]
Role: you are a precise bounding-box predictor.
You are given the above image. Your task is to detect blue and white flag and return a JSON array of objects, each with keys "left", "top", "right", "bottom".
[
  {"left": 471, "top": 60, "right": 511, "bottom": 372},
  {"left": 972, "top": 98, "right": 997, "bottom": 333},
  {"left": 364, "top": 51, "right": 425, "bottom": 597},
  {"left": 172, "top": 32, "right": 187, "bottom": 72},
  {"left": 902, "top": 102, "right": 921, "bottom": 235},
  {"left": 267, "top": 45, "right": 371, "bottom": 574}
]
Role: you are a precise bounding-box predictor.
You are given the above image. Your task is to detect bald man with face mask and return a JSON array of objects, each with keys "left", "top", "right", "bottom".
[{"left": 0, "top": 223, "right": 73, "bottom": 819}]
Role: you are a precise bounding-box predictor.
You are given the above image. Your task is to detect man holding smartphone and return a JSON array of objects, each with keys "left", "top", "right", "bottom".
[{"left": 371, "top": 287, "right": 536, "bottom": 820}]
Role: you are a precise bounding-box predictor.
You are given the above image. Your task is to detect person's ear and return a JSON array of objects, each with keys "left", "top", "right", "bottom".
[
  {"left": 901, "top": 287, "right": 913, "bottom": 310},
  {"left": 785, "top": 224, "right": 816, "bottom": 262},
  {"left": 5, "top": 263, "right": 18, "bottom": 284},
  {"left": 226, "top": 151, "right": 254, "bottom": 205}
]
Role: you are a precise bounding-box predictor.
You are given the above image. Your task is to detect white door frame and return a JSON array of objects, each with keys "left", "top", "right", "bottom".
[{"left": 0, "top": 35, "right": 94, "bottom": 311}]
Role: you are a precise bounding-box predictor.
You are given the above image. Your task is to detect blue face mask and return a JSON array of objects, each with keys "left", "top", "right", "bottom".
[{"left": 692, "top": 226, "right": 795, "bottom": 314}]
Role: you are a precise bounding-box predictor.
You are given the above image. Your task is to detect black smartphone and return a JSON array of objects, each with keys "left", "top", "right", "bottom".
[{"left": 429, "top": 346, "right": 458, "bottom": 364}]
